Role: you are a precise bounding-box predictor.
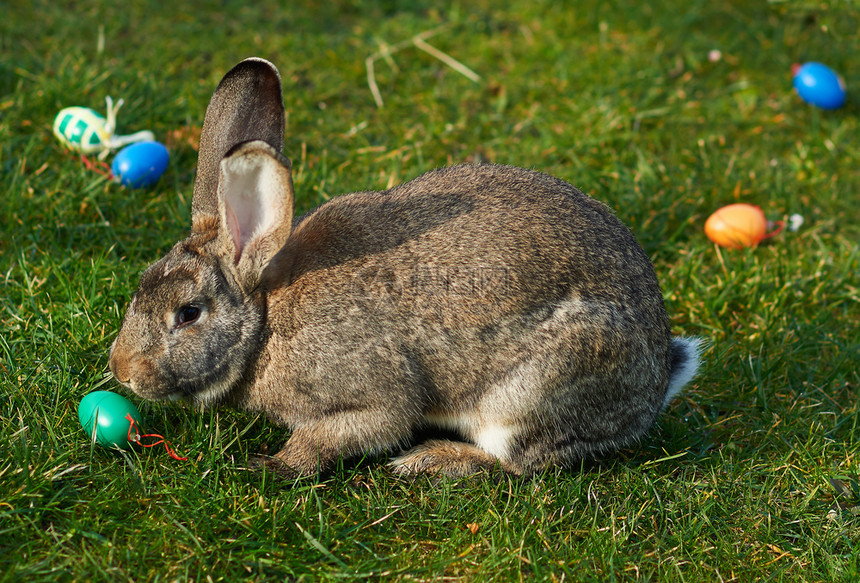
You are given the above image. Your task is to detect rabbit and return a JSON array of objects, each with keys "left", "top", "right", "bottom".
[{"left": 109, "top": 57, "right": 702, "bottom": 479}]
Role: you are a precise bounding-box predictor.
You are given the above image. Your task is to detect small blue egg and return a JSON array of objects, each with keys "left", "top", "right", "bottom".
[
  {"left": 112, "top": 141, "right": 169, "bottom": 188},
  {"left": 793, "top": 63, "right": 846, "bottom": 110}
]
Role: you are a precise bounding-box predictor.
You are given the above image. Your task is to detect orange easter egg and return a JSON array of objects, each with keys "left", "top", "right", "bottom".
[{"left": 704, "top": 203, "right": 767, "bottom": 249}]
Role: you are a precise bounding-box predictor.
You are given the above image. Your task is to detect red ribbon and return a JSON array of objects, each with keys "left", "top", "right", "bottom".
[
  {"left": 125, "top": 414, "right": 188, "bottom": 461},
  {"left": 79, "top": 154, "right": 115, "bottom": 180}
]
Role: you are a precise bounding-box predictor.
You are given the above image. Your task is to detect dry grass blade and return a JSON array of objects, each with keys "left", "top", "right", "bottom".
[{"left": 366, "top": 26, "right": 480, "bottom": 108}]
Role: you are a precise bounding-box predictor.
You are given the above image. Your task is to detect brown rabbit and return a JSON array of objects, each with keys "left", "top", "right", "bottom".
[{"left": 109, "top": 58, "right": 701, "bottom": 478}]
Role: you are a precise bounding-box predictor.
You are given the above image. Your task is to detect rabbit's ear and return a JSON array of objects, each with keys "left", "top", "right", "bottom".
[
  {"left": 216, "top": 140, "right": 294, "bottom": 292},
  {"left": 193, "top": 58, "right": 285, "bottom": 230}
]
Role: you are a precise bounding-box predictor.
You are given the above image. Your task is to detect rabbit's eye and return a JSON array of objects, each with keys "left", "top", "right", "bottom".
[{"left": 175, "top": 305, "right": 201, "bottom": 328}]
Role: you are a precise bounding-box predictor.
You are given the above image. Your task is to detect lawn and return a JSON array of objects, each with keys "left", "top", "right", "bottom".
[{"left": 1, "top": 0, "right": 858, "bottom": 581}]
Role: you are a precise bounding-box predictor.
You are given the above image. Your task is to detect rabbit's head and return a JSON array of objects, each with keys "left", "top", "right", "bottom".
[{"left": 110, "top": 58, "right": 294, "bottom": 404}]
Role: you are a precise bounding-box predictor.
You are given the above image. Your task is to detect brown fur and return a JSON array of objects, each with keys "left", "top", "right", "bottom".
[{"left": 110, "top": 58, "right": 701, "bottom": 479}]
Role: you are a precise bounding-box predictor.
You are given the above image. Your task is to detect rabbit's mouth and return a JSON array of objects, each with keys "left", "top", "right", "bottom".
[
  {"left": 111, "top": 346, "right": 244, "bottom": 405},
  {"left": 111, "top": 353, "right": 193, "bottom": 402},
  {"left": 113, "top": 376, "right": 180, "bottom": 402},
  {"left": 142, "top": 389, "right": 185, "bottom": 402}
]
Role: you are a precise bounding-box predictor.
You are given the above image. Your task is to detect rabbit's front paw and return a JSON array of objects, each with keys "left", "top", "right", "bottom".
[
  {"left": 247, "top": 454, "right": 312, "bottom": 480},
  {"left": 248, "top": 454, "right": 294, "bottom": 477}
]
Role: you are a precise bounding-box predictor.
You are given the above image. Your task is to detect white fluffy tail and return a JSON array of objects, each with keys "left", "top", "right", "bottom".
[{"left": 662, "top": 337, "right": 703, "bottom": 409}]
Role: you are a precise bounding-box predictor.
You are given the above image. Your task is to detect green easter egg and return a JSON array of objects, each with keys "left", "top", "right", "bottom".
[{"left": 78, "top": 391, "right": 142, "bottom": 449}]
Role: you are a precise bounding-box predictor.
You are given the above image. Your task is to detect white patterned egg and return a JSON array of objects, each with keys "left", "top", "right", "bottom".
[{"left": 53, "top": 107, "right": 111, "bottom": 153}]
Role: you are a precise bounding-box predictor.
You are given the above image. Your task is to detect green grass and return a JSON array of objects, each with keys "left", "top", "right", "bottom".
[{"left": 2, "top": 0, "right": 858, "bottom": 580}]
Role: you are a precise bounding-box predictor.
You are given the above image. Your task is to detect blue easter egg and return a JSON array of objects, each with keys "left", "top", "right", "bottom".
[
  {"left": 793, "top": 63, "right": 846, "bottom": 110},
  {"left": 112, "top": 141, "right": 169, "bottom": 188}
]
